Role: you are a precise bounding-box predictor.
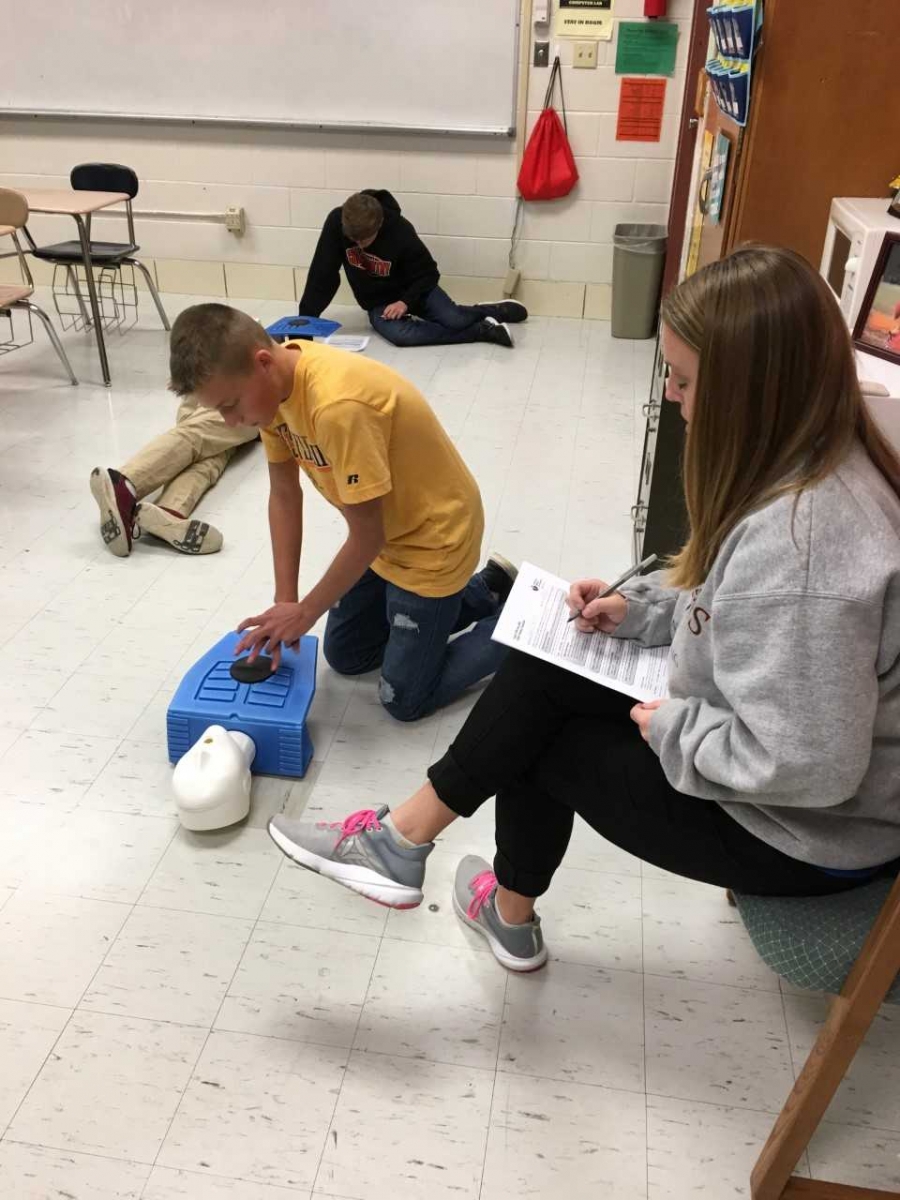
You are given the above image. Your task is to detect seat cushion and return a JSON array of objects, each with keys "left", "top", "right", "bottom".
[
  {"left": 30, "top": 240, "right": 139, "bottom": 263},
  {"left": 734, "top": 876, "right": 900, "bottom": 1001}
]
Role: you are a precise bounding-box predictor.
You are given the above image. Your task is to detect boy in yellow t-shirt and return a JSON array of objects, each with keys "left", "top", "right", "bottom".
[{"left": 168, "top": 303, "right": 515, "bottom": 721}]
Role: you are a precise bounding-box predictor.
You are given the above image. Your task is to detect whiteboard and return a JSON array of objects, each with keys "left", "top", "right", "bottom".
[{"left": 0, "top": 0, "right": 521, "bottom": 136}]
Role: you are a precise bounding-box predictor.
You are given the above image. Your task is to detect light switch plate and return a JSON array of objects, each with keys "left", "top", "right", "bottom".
[
  {"left": 574, "top": 41, "right": 598, "bottom": 68},
  {"left": 534, "top": 41, "right": 550, "bottom": 67}
]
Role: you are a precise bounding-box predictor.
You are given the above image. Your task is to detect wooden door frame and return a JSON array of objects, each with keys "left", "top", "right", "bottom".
[{"left": 663, "top": 0, "right": 713, "bottom": 295}]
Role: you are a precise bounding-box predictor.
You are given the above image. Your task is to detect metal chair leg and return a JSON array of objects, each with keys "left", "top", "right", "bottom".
[
  {"left": 131, "top": 260, "right": 170, "bottom": 330},
  {"left": 66, "top": 266, "right": 93, "bottom": 329},
  {"left": 21, "top": 301, "right": 78, "bottom": 385},
  {"left": 74, "top": 214, "right": 111, "bottom": 386}
]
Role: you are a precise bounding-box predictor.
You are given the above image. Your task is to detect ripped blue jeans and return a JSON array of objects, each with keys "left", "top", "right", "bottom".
[{"left": 322, "top": 567, "right": 507, "bottom": 721}]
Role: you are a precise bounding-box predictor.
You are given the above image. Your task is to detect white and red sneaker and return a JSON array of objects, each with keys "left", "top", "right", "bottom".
[
  {"left": 139, "top": 502, "right": 223, "bottom": 555},
  {"left": 89, "top": 467, "right": 139, "bottom": 557}
]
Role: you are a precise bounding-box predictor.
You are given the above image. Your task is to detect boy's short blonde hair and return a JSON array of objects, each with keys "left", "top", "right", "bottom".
[
  {"left": 342, "top": 192, "right": 383, "bottom": 242},
  {"left": 168, "top": 303, "right": 273, "bottom": 396}
]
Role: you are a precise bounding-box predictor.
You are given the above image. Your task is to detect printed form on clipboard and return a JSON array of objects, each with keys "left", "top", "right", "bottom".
[{"left": 492, "top": 562, "right": 669, "bottom": 702}]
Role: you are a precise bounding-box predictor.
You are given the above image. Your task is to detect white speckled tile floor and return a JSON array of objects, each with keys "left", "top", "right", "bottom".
[{"left": 1, "top": 294, "right": 895, "bottom": 1198}]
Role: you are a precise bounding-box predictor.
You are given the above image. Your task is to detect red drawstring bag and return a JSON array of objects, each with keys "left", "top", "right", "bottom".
[{"left": 517, "top": 56, "right": 579, "bottom": 201}]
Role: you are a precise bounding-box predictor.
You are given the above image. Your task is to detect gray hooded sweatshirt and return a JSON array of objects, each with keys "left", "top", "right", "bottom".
[{"left": 615, "top": 444, "right": 900, "bottom": 870}]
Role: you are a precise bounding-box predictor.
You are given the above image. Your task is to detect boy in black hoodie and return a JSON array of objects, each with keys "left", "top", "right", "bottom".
[{"left": 298, "top": 190, "right": 528, "bottom": 349}]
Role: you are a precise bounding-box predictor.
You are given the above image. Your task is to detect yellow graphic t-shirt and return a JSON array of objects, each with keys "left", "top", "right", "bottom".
[{"left": 260, "top": 342, "right": 483, "bottom": 597}]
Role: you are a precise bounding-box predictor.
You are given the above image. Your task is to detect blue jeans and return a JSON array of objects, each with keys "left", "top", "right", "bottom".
[
  {"left": 323, "top": 566, "right": 508, "bottom": 721},
  {"left": 369, "top": 286, "right": 486, "bottom": 348}
]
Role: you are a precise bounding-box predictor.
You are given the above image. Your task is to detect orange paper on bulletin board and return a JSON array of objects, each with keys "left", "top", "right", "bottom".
[{"left": 616, "top": 77, "right": 666, "bottom": 142}]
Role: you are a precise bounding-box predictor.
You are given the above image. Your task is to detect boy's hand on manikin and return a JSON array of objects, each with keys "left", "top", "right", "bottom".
[{"left": 235, "top": 602, "right": 313, "bottom": 671}]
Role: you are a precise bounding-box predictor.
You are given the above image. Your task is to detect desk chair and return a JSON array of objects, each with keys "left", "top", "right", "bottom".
[
  {"left": 735, "top": 383, "right": 900, "bottom": 1200},
  {"left": 0, "top": 189, "right": 77, "bottom": 385},
  {"left": 23, "top": 163, "right": 170, "bottom": 332},
  {"left": 732, "top": 878, "right": 900, "bottom": 1199}
]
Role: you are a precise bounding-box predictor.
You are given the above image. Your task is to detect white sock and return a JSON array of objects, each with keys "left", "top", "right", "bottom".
[{"left": 382, "top": 811, "right": 419, "bottom": 849}]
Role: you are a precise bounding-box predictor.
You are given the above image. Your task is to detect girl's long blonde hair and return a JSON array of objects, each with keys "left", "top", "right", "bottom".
[{"left": 661, "top": 245, "right": 900, "bottom": 589}]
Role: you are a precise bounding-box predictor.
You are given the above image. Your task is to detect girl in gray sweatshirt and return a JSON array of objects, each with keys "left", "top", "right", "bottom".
[{"left": 264, "top": 245, "right": 900, "bottom": 975}]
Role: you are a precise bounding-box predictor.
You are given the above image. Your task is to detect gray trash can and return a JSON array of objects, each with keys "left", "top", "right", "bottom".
[{"left": 611, "top": 223, "right": 667, "bottom": 339}]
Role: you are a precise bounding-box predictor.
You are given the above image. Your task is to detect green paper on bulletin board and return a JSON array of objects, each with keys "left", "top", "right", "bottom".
[{"left": 615, "top": 21, "right": 679, "bottom": 76}]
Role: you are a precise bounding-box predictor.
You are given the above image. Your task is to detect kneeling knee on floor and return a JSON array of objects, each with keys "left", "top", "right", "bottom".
[
  {"left": 323, "top": 636, "right": 372, "bottom": 676},
  {"left": 378, "top": 674, "right": 427, "bottom": 722}
]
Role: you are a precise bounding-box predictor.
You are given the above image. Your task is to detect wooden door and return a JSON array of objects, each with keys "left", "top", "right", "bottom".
[{"left": 726, "top": 0, "right": 900, "bottom": 266}]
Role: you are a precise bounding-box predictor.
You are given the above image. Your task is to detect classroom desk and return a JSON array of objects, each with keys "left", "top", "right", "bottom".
[
  {"left": 0, "top": 225, "right": 14, "bottom": 238},
  {"left": 21, "top": 188, "right": 130, "bottom": 386}
]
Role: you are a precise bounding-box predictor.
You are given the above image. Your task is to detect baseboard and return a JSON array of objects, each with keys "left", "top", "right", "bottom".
[{"left": 1, "top": 253, "right": 611, "bottom": 319}]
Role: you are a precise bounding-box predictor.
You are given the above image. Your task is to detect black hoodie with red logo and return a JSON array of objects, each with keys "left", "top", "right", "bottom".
[{"left": 298, "top": 189, "right": 440, "bottom": 317}]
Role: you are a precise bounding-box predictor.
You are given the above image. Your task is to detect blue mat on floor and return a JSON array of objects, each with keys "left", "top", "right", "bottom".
[{"left": 266, "top": 315, "right": 341, "bottom": 341}]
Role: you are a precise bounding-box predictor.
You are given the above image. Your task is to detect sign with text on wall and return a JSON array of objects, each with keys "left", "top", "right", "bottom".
[
  {"left": 615, "top": 20, "right": 679, "bottom": 76},
  {"left": 555, "top": 0, "right": 614, "bottom": 41},
  {"left": 616, "top": 77, "right": 666, "bottom": 142}
]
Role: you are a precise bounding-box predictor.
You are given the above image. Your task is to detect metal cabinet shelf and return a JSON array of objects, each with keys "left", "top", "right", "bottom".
[{"left": 633, "top": 334, "right": 688, "bottom": 565}]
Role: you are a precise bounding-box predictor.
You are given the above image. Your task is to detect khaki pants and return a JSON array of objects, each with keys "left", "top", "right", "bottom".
[{"left": 120, "top": 398, "right": 258, "bottom": 517}]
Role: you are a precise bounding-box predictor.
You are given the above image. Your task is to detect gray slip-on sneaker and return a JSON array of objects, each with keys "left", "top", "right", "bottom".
[
  {"left": 268, "top": 805, "right": 433, "bottom": 909},
  {"left": 452, "top": 854, "right": 548, "bottom": 972}
]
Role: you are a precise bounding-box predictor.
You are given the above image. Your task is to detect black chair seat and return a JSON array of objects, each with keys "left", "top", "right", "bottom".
[{"left": 31, "top": 240, "right": 139, "bottom": 263}]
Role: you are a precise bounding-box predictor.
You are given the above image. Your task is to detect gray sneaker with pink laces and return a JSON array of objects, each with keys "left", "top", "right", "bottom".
[
  {"left": 452, "top": 855, "right": 548, "bottom": 973},
  {"left": 267, "top": 808, "right": 548, "bottom": 971},
  {"left": 268, "top": 805, "right": 433, "bottom": 909}
]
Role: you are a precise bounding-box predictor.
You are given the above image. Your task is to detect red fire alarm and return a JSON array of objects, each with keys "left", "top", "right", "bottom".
[{"left": 644, "top": 0, "right": 667, "bottom": 15}]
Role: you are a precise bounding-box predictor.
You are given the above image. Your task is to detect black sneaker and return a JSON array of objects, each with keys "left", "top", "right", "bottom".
[
  {"left": 476, "top": 300, "right": 528, "bottom": 324},
  {"left": 478, "top": 317, "right": 515, "bottom": 349},
  {"left": 479, "top": 552, "right": 518, "bottom": 605}
]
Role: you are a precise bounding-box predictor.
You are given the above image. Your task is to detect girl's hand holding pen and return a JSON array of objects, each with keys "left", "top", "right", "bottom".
[
  {"left": 566, "top": 580, "right": 629, "bottom": 634},
  {"left": 567, "top": 554, "right": 657, "bottom": 633}
]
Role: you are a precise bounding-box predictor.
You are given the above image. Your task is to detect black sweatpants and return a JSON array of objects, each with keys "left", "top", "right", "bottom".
[{"left": 427, "top": 651, "right": 866, "bottom": 899}]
